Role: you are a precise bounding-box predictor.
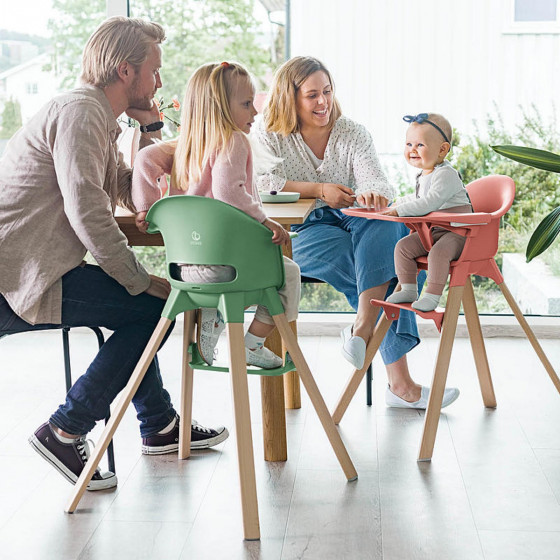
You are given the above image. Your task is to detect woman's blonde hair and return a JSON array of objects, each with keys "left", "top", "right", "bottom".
[
  {"left": 263, "top": 56, "right": 341, "bottom": 136},
  {"left": 171, "top": 61, "right": 254, "bottom": 190},
  {"left": 81, "top": 16, "right": 166, "bottom": 88}
]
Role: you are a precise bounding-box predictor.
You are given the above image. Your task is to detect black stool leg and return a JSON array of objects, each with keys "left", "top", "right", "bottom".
[
  {"left": 61, "top": 327, "right": 115, "bottom": 474},
  {"left": 366, "top": 364, "right": 373, "bottom": 406}
]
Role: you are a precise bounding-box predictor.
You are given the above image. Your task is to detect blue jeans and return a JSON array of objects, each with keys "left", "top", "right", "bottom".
[
  {"left": 0, "top": 264, "right": 176, "bottom": 437},
  {"left": 292, "top": 207, "right": 425, "bottom": 364}
]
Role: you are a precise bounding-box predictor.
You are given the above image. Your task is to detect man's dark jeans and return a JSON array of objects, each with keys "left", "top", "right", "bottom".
[{"left": 0, "top": 264, "right": 176, "bottom": 437}]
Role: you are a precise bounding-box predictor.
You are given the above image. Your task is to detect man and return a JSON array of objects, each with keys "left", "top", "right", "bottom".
[{"left": 0, "top": 17, "right": 228, "bottom": 491}]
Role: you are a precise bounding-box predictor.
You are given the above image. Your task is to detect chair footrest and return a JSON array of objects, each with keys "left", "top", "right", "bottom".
[
  {"left": 370, "top": 298, "right": 445, "bottom": 332},
  {"left": 188, "top": 343, "right": 296, "bottom": 376}
]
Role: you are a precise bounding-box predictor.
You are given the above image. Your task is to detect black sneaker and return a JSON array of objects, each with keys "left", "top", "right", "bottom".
[
  {"left": 141, "top": 416, "right": 229, "bottom": 454},
  {"left": 29, "top": 422, "right": 117, "bottom": 491}
]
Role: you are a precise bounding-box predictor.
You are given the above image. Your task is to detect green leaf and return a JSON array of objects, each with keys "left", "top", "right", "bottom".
[
  {"left": 526, "top": 206, "right": 560, "bottom": 262},
  {"left": 492, "top": 145, "right": 560, "bottom": 173}
]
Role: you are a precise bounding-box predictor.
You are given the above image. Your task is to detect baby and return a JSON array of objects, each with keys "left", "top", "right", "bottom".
[{"left": 383, "top": 112, "right": 472, "bottom": 312}]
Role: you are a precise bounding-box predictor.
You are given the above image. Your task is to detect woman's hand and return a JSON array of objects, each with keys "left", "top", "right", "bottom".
[
  {"left": 144, "top": 274, "right": 171, "bottom": 300},
  {"left": 263, "top": 218, "right": 291, "bottom": 246},
  {"left": 379, "top": 207, "right": 398, "bottom": 216},
  {"left": 356, "top": 191, "right": 389, "bottom": 211},
  {"left": 320, "top": 183, "right": 356, "bottom": 209},
  {"left": 135, "top": 211, "right": 149, "bottom": 233}
]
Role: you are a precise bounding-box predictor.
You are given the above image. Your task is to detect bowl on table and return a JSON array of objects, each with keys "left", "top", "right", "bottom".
[{"left": 260, "top": 192, "right": 301, "bottom": 203}]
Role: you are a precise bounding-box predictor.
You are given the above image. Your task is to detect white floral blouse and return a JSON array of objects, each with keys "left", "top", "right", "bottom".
[{"left": 252, "top": 115, "right": 395, "bottom": 209}]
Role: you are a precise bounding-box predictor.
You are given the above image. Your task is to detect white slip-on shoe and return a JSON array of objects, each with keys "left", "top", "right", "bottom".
[
  {"left": 246, "top": 345, "right": 283, "bottom": 369},
  {"left": 385, "top": 385, "right": 460, "bottom": 409},
  {"left": 197, "top": 308, "right": 226, "bottom": 366},
  {"left": 340, "top": 325, "right": 366, "bottom": 370}
]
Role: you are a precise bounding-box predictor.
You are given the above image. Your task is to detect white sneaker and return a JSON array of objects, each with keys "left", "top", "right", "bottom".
[
  {"left": 385, "top": 385, "right": 460, "bottom": 409},
  {"left": 197, "top": 308, "right": 226, "bottom": 366},
  {"left": 340, "top": 325, "right": 366, "bottom": 369},
  {"left": 246, "top": 345, "right": 283, "bottom": 369}
]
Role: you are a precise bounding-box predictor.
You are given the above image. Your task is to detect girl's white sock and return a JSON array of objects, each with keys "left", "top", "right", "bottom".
[{"left": 245, "top": 331, "right": 266, "bottom": 351}]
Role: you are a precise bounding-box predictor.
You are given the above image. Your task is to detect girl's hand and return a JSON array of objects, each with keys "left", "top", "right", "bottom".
[
  {"left": 135, "top": 211, "right": 149, "bottom": 233},
  {"left": 380, "top": 207, "right": 399, "bottom": 216},
  {"left": 356, "top": 191, "right": 389, "bottom": 211},
  {"left": 263, "top": 218, "right": 290, "bottom": 246},
  {"left": 319, "top": 183, "right": 356, "bottom": 209}
]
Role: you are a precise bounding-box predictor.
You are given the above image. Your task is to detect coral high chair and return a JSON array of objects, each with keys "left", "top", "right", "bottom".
[
  {"left": 333, "top": 175, "right": 560, "bottom": 461},
  {"left": 65, "top": 195, "right": 357, "bottom": 540}
]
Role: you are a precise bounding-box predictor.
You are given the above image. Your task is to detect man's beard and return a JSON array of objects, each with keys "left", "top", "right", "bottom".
[{"left": 128, "top": 75, "right": 153, "bottom": 111}]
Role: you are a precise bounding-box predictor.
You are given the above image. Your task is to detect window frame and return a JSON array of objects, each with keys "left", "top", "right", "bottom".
[{"left": 504, "top": 0, "right": 560, "bottom": 34}]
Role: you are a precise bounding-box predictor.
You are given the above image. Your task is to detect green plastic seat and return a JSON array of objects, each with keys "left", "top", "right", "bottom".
[
  {"left": 147, "top": 195, "right": 295, "bottom": 376},
  {"left": 66, "top": 195, "right": 357, "bottom": 541}
]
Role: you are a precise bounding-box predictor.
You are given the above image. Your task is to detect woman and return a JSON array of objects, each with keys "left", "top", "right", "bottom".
[{"left": 253, "top": 56, "right": 458, "bottom": 408}]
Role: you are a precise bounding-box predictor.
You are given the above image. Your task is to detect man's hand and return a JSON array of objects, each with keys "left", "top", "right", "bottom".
[
  {"left": 125, "top": 99, "right": 161, "bottom": 126},
  {"left": 144, "top": 274, "right": 171, "bottom": 300},
  {"left": 356, "top": 191, "right": 389, "bottom": 211},
  {"left": 320, "top": 183, "right": 356, "bottom": 209},
  {"left": 263, "top": 218, "right": 290, "bottom": 245},
  {"left": 135, "top": 211, "right": 149, "bottom": 233}
]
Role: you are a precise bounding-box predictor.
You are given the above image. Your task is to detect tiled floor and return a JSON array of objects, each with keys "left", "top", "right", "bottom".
[{"left": 1, "top": 327, "right": 560, "bottom": 559}]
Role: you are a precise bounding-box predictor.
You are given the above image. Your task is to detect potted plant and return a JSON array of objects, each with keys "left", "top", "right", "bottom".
[{"left": 492, "top": 145, "right": 560, "bottom": 262}]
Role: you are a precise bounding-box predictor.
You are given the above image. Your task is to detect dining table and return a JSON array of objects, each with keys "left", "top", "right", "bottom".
[{"left": 115, "top": 197, "right": 316, "bottom": 461}]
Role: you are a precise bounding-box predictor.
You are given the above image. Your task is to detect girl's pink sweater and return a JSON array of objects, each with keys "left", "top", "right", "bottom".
[{"left": 131, "top": 131, "right": 267, "bottom": 223}]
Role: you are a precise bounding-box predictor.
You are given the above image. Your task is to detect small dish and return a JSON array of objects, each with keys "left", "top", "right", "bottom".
[{"left": 260, "top": 192, "right": 301, "bottom": 203}]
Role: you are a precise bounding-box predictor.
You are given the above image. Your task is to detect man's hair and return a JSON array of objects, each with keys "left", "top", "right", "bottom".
[
  {"left": 263, "top": 56, "right": 342, "bottom": 136},
  {"left": 171, "top": 61, "right": 254, "bottom": 190},
  {"left": 81, "top": 16, "right": 166, "bottom": 88}
]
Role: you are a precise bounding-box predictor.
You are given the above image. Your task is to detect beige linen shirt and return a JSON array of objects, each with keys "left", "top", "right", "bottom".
[{"left": 0, "top": 85, "right": 151, "bottom": 324}]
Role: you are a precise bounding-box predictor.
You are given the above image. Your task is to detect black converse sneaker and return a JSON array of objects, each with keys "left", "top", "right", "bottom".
[
  {"left": 29, "top": 422, "right": 117, "bottom": 491},
  {"left": 141, "top": 415, "right": 229, "bottom": 454}
]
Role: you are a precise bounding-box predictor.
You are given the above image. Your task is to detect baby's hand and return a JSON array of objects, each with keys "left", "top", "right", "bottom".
[
  {"left": 263, "top": 218, "right": 290, "bottom": 246},
  {"left": 380, "top": 208, "right": 399, "bottom": 216}
]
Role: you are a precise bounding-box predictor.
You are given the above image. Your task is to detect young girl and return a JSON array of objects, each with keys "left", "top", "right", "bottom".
[
  {"left": 383, "top": 112, "right": 472, "bottom": 312},
  {"left": 132, "top": 61, "right": 301, "bottom": 368}
]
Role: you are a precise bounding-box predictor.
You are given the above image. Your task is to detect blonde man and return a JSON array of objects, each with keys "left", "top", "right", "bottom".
[{"left": 0, "top": 17, "right": 228, "bottom": 492}]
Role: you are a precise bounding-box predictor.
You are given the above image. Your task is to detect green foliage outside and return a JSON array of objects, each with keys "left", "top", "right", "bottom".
[
  {"left": 48, "top": 0, "right": 271, "bottom": 102},
  {"left": 0, "top": 98, "right": 22, "bottom": 139}
]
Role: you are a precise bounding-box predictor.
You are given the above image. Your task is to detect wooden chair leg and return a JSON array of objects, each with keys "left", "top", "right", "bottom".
[
  {"left": 65, "top": 317, "right": 173, "bottom": 513},
  {"left": 179, "top": 310, "right": 196, "bottom": 460},
  {"left": 273, "top": 313, "right": 358, "bottom": 482},
  {"left": 332, "top": 314, "right": 392, "bottom": 424},
  {"left": 418, "top": 286, "right": 464, "bottom": 462},
  {"left": 283, "top": 321, "right": 301, "bottom": 409},
  {"left": 225, "top": 322, "right": 260, "bottom": 541},
  {"left": 462, "top": 278, "right": 497, "bottom": 407},
  {"left": 498, "top": 281, "right": 560, "bottom": 394}
]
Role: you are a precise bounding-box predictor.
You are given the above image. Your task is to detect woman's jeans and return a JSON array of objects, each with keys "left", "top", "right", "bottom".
[
  {"left": 0, "top": 264, "right": 176, "bottom": 437},
  {"left": 292, "top": 207, "right": 425, "bottom": 365}
]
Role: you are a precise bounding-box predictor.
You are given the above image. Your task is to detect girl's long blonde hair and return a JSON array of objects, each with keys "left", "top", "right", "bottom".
[{"left": 171, "top": 61, "right": 253, "bottom": 190}]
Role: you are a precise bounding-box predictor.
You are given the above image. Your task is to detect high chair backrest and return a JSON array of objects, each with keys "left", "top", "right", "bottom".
[
  {"left": 145, "top": 195, "right": 285, "bottom": 322},
  {"left": 459, "top": 175, "right": 515, "bottom": 263}
]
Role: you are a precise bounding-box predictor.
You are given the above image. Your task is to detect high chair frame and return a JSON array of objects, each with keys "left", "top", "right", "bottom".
[
  {"left": 64, "top": 195, "right": 357, "bottom": 540},
  {"left": 332, "top": 175, "right": 560, "bottom": 461}
]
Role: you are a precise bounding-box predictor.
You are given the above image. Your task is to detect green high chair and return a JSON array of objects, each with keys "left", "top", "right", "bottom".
[{"left": 65, "top": 195, "right": 357, "bottom": 540}]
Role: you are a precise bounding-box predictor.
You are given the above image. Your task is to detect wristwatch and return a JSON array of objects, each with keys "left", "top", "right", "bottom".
[{"left": 139, "top": 121, "right": 164, "bottom": 133}]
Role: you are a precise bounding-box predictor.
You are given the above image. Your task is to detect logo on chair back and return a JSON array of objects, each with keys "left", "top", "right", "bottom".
[{"left": 191, "top": 230, "right": 202, "bottom": 246}]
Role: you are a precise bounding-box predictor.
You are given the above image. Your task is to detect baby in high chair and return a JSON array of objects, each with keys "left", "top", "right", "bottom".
[
  {"left": 132, "top": 61, "right": 301, "bottom": 369},
  {"left": 382, "top": 112, "right": 472, "bottom": 312}
]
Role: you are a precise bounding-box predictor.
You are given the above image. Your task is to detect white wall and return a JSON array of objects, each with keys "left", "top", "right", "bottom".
[{"left": 290, "top": 0, "right": 560, "bottom": 155}]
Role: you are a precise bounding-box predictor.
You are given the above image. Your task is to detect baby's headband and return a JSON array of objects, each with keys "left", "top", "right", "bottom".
[{"left": 403, "top": 113, "right": 450, "bottom": 144}]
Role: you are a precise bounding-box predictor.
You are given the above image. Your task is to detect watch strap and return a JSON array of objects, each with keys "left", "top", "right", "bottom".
[{"left": 139, "top": 121, "right": 164, "bottom": 133}]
